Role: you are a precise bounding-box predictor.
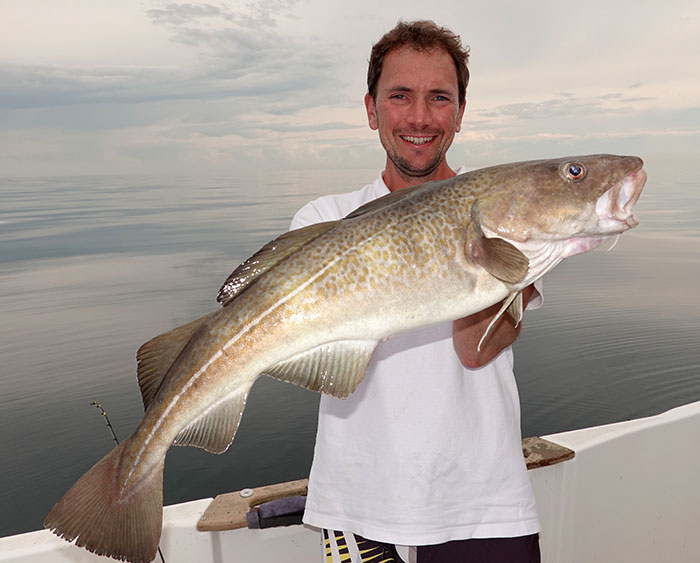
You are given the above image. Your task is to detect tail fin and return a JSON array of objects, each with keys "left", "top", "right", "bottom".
[{"left": 44, "top": 441, "right": 164, "bottom": 563}]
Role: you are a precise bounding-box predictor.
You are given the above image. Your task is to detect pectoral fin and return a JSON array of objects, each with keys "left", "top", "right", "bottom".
[
  {"left": 466, "top": 203, "right": 529, "bottom": 284},
  {"left": 264, "top": 340, "right": 378, "bottom": 399}
]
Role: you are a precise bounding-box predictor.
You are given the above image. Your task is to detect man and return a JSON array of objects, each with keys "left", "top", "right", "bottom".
[{"left": 291, "top": 20, "right": 542, "bottom": 563}]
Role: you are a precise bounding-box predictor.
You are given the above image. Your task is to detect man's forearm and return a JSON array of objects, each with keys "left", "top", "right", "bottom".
[{"left": 452, "top": 284, "right": 536, "bottom": 368}]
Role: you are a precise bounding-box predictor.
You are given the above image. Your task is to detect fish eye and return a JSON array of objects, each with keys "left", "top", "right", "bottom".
[{"left": 560, "top": 161, "right": 587, "bottom": 182}]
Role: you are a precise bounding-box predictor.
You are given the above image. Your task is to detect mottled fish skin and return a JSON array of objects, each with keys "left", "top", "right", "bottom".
[{"left": 44, "top": 154, "right": 646, "bottom": 563}]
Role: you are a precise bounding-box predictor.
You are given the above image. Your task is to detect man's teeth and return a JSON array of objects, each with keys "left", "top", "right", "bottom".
[{"left": 401, "top": 136, "right": 434, "bottom": 145}]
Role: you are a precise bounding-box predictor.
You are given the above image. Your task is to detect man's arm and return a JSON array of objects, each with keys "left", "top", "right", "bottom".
[{"left": 452, "top": 284, "right": 536, "bottom": 369}]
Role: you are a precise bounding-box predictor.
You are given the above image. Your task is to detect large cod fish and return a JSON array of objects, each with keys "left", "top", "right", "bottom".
[{"left": 45, "top": 154, "right": 646, "bottom": 562}]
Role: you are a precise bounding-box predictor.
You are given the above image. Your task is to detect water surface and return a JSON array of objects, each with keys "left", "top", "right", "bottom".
[{"left": 1, "top": 160, "right": 698, "bottom": 537}]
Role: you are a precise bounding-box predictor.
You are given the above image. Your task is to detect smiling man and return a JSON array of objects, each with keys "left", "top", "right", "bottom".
[
  {"left": 291, "top": 20, "right": 541, "bottom": 563},
  {"left": 365, "top": 43, "right": 465, "bottom": 189}
]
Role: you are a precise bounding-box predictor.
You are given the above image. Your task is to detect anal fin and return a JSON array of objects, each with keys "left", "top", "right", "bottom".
[
  {"left": 174, "top": 382, "right": 253, "bottom": 454},
  {"left": 264, "top": 340, "right": 378, "bottom": 399}
]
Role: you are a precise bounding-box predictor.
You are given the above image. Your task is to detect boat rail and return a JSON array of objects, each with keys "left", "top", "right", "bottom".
[
  {"left": 2, "top": 400, "right": 699, "bottom": 562},
  {"left": 198, "top": 436, "right": 575, "bottom": 531}
]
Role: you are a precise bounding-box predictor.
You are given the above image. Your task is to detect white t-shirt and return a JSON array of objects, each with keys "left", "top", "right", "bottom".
[{"left": 290, "top": 170, "right": 542, "bottom": 546}]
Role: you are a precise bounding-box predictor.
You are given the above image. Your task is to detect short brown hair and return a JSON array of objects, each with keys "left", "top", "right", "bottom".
[{"left": 367, "top": 20, "right": 470, "bottom": 105}]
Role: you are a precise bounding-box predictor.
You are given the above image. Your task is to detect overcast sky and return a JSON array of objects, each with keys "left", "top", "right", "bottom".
[{"left": 1, "top": 0, "right": 698, "bottom": 177}]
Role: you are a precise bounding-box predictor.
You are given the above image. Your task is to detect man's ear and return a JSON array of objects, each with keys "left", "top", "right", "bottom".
[
  {"left": 455, "top": 100, "right": 466, "bottom": 133},
  {"left": 365, "top": 93, "right": 379, "bottom": 130}
]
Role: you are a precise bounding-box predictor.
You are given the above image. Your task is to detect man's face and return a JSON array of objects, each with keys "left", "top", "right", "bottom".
[{"left": 365, "top": 46, "right": 465, "bottom": 186}]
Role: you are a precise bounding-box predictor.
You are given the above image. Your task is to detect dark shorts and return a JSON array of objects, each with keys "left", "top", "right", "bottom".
[
  {"left": 417, "top": 534, "right": 541, "bottom": 563},
  {"left": 322, "top": 530, "right": 540, "bottom": 563}
]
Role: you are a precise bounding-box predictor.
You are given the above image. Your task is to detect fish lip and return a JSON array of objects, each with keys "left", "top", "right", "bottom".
[
  {"left": 620, "top": 156, "right": 645, "bottom": 212},
  {"left": 594, "top": 165, "right": 646, "bottom": 232},
  {"left": 623, "top": 167, "right": 646, "bottom": 213}
]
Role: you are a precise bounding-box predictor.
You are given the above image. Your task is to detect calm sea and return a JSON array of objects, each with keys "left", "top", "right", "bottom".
[{"left": 1, "top": 159, "right": 699, "bottom": 537}]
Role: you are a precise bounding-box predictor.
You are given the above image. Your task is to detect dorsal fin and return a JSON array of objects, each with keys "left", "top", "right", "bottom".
[
  {"left": 344, "top": 180, "right": 437, "bottom": 219},
  {"left": 216, "top": 220, "right": 339, "bottom": 306},
  {"left": 465, "top": 202, "right": 529, "bottom": 284},
  {"left": 135, "top": 313, "right": 214, "bottom": 411}
]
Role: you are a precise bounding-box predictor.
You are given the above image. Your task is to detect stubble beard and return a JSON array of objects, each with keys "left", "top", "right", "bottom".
[{"left": 385, "top": 146, "right": 443, "bottom": 181}]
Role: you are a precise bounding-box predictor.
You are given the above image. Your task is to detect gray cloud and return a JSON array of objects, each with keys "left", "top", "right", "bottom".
[
  {"left": 479, "top": 91, "right": 656, "bottom": 122},
  {"left": 0, "top": 0, "right": 343, "bottom": 122},
  {"left": 0, "top": 0, "right": 359, "bottom": 176},
  {"left": 0, "top": 39, "right": 343, "bottom": 128},
  {"left": 0, "top": 63, "right": 177, "bottom": 111},
  {"left": 2, "top": 0, "right": 697, "bottom": 177},
  {"left": 257, "top": 121, "right": 361, "bottom": 133},
  {"left": 147, "top": 3, "right": 230, "bottom": 26},
  {"left": 146, "top": 0, "right": 304, "bottom": 34}
]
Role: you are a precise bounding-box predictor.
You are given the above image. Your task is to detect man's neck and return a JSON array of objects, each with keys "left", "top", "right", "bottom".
[{"left": 382, "top": 160, "right": 457, "bottom": 192}]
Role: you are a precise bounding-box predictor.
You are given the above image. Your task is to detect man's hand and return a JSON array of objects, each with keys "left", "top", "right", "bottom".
[{"left": 452, "top": 284, "right": 536, "bottom": 369}]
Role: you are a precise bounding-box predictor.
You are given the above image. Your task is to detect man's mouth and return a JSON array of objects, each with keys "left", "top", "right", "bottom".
[{"left": 400, "top": 135, "right": 436, "bottom": 146}]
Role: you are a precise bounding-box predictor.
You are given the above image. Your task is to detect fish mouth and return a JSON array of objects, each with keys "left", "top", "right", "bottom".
[{"left": 595, "top": 164, "right": 647, "bottom": 233}]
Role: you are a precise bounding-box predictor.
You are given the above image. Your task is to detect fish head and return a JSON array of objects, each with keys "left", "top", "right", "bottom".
[
  {"left": 475, "top": 154, "right": 646, "bottom": 242},
  {"left": 470, "top": 154, "right": 646, "bottom": 284}
]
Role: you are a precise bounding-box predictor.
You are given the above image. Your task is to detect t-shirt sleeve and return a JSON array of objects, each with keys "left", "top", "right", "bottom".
[
  {"left": 290, "top": 179, "right": 384, "bottom": 231},
  {"left": 290, "top": 196, "right": 348, "bottom": 230},
  {"left": 290, "top": 202, "right": 325, "bottom": 230},
  {"left": 527, "top": 278, "right": 545, "bottom": 310}
]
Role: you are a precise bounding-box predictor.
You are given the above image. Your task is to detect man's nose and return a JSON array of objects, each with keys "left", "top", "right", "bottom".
[{"left": 407, "top": 99, "right": 432, "bottom": 128}]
